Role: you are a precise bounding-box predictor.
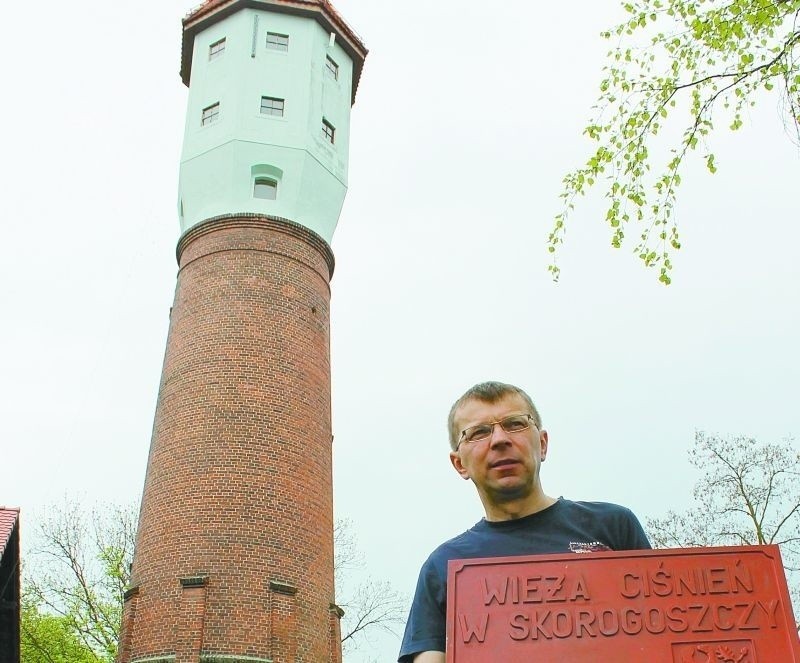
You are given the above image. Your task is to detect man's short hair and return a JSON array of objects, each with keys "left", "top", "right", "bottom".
[{"left": 447, "top": 381, "right": 542, "bottom": 450}]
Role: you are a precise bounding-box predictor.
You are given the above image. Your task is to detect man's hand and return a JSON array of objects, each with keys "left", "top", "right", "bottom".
[{"left": 413, "top": 653, "right": 445, "bottom": 663}]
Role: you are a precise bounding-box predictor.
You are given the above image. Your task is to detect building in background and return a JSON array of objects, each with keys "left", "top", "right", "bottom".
[
  {"left": 118, "top": 1, "right": 366, "bottom": 661},
  {"left": 0, "top": 507, "right": 20, "bottom": 663}
]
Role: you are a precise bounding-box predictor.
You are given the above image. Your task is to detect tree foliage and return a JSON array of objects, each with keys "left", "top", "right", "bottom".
[
  {"left": 552, "top": 0, "right": 800, "bottom": 283},
  {"left": 20, "top": 600, "right": 97, "bottom": 663},
  {"left": 23, "top": 500, "right": 136, "bottom": 662},
  {"left": 23, "top": 504, "right": 405, "bottom": 662},
  {"left": 647, "top": 432, "right": 800, "bottom": 617}
]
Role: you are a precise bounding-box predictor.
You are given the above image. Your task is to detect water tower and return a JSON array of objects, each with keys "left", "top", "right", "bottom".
[{"left": 118, "top": 2, "right": 366, "bottom": 661}]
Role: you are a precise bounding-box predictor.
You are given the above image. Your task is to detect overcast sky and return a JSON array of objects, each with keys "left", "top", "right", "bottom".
[{"left": 2, "top": 0, "right": 798, "bottom": 660}]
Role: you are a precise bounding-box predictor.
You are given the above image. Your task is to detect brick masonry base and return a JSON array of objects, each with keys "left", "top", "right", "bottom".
[{"left": 118, "top": 215, "right": 341, "bottom": 663}]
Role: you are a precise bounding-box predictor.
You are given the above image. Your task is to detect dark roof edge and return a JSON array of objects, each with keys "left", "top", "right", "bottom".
[{"left": 0, "top": 507, "right": 20, "bottom": 558}]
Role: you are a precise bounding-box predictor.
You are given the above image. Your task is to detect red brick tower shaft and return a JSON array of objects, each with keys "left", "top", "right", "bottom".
[{"left": 119, "top": 215, "right": 342, "bottom": 663}]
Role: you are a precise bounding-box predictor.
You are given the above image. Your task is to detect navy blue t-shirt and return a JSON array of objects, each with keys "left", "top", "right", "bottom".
[{"left": 398, "top": 498, "right": 651, "bottom": 662}]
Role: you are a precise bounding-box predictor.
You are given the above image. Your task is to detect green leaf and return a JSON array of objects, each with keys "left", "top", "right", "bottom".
[{"left": 549, "top": 0, "right": 800, "bottom": 282}]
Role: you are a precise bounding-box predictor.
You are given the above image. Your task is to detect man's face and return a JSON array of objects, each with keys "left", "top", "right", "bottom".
[{"left": 449, "top": 394, "right": 548, "bottom": 506}]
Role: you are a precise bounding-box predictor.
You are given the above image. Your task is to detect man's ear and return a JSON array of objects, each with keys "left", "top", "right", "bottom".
[
  {"left": 539, "top": 429, "right": 549, "bottom": 461},
  {"left": 450, "top": 451, "right": 470, "bottom": 480}
]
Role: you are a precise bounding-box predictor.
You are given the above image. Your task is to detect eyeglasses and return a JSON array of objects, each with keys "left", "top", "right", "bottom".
[{"left": 457, "top": 414, "right": 535, "bottom": 449}]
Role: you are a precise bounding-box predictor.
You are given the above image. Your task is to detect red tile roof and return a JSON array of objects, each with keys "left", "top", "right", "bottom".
[
  {"left": 180, "top": 0, "right": 368, "bottom": 102},
  {"left": 0, "top": 508, "right": 19, "bottom": 558}
]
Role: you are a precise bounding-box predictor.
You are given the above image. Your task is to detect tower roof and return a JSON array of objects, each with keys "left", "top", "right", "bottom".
[
  {"left": 0, "top": 507, "right": 19, "bottom": 557},
  {"left": 181, "top": 0, "right": 368, "bottom": 103}
]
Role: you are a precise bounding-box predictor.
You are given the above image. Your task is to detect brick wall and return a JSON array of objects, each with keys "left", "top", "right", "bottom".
[{"left": 119, "top": 215, "right": 339, "bottom": 663}]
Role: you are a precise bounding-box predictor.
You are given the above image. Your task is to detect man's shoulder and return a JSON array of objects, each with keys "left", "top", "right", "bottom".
[
  {"left": 425, "top": 523, "right": 483, "bottom": 564},
  {"left": 561, "top": 498, "right": 638, "bottom": 517},
  {"left": 418, "top": 519, "right": 502, "bottom": 579},
  {"left": 558, "top": 498, "right": 651, "bottom": 551},
  {"left": 556, "top": 498, "right": 644, "bottom": 530}
]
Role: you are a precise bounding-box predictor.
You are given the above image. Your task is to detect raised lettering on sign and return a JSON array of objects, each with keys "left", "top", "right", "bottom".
[
  {"left": 481, "top": 574, "right": 590, "bottom": 605},
  {"left": 620, "top": 560, "right": 754, "bottom": 599},
  {"left": 446, "top": 547, "right": 799, "bottom": 662},
  {"left": 457, "top": 613, "right": 489, "bottom": 643}
]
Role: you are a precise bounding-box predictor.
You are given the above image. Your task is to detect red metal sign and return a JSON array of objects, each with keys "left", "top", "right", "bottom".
[{"left": 446, "top": 546, "right": 800, "bottom": 662}]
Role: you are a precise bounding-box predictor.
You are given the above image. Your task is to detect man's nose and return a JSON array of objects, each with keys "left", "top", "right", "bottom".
[{"left": 488, "top": 422, "right": 511, "bottom": 447}]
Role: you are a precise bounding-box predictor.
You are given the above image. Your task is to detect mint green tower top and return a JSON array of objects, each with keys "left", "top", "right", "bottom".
[{"left": 178, "top": 0, "right": 367, "bottom": 243}]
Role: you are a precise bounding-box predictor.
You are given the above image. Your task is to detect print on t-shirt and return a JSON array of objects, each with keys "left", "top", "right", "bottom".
[{"left": 569, "top": 541, "right": 611, "bottom": 553}]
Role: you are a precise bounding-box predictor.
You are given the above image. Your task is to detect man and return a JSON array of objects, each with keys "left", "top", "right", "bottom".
[{"left": 398, "top": 382, "right": 651, "bottom": 663}]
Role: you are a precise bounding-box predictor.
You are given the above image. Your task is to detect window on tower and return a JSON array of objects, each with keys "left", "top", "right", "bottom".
[
  {"left": 322, "top": 118, "right": 335, "bottom": 144},
  {"left": 209, "top": 38, "right": 226, "bottom": 60},
  {"left": 254, "top": 178, "right": 278, "bottom": 200},
  {"left": 325, "top": 56, "right": 339, "bottom": 80},
  {"left": 266, "top": 32, "right": 289, "bottom": 51},
  {"left": 201, "top": 103, "right": 220, "bottom": 126},
  {"left": 260, "top": 96, "right": 285, "bottom": 117}
]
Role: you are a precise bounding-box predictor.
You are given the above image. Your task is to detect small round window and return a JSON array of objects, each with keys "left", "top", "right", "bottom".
[{"left": 254, "top": 178, "right": 277, "bottom": 200}]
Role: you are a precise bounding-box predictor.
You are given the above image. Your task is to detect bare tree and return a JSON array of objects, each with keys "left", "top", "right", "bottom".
[
  {"left": 647, "top": 432, "right": 800, "bottom": 618},
  {"left": 24, "top": 498, "right": 137, "bottom": 662},
  {"left": 24, "top": 504, "right": 405, "bottom": 661},
  {"left": 334, "top": 518, "right": 407, "bottom": 656}
]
